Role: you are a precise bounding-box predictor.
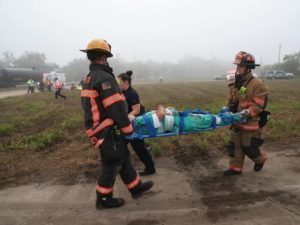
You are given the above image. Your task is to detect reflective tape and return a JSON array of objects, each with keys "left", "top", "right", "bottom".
[
  {"left": 127, "top": 176, "right": 141, "bottom": 190},
  {"left": 86, "top": 118, "right": 113, "bottom": 137},
  {"left": 91, "top": 98, "right": 100, "bottom": 127},
  {"left": 102, "top": 93, "right": 125, "bottom": 108},
  {"left": 229, "top": 166, "right": 242, "bottom": 172},
  {"left": 253, "top": 96, "right": 265, "bottom": 106},
  {"left": 96, "top": 185, "right": 113, "bottom": 194},
  {"left": 81, "top": 90, "right": 99, "bottom": 98}
]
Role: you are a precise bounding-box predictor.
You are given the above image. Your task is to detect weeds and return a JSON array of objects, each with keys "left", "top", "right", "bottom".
[
  {"left": 151, "top": 142, "right": 163, "bottom": 157},
  {"left": 10, "top": 129, "right": 63, "bottom": 151},
  {"left": 1, "top": 79, "right": 300, "bottom": 152}
]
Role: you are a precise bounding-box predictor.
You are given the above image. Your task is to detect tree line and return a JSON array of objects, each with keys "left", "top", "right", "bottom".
[
  {"left": 0, "top": 51, "right": 59, "bottom": 70},
  {"left": 1, "top": 51, "right": 299, "bottom": 82}
]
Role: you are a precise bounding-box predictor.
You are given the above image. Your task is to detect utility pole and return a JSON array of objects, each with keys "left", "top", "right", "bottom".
[{"left": 278, "top": 43, "right": 281, "bottom": 64}]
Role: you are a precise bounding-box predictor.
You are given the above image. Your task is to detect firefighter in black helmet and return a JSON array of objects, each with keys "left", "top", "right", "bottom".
[
  {"left": 224, "top": 51, "right": 269, "bottom": 176},
  {"left": 80, "top": 38, "right": 153, "bottom": 209}
]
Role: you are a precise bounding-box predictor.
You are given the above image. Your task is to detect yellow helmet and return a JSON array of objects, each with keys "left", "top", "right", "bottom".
[{"left": 80, "top": 38, "right": 113, "bottom": 57}]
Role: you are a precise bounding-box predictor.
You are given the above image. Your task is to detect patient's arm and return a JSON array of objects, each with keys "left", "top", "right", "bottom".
[{"left": 129, "top": 104, "right": 166, "bottom": 122}]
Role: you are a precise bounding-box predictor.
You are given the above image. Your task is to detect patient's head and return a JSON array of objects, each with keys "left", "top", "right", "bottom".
[{"left": 155, "top": 105, "right": 166, "bottom": 120}]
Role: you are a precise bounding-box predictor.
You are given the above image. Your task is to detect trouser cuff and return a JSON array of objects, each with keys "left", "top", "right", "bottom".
[{"left": 126, "top": 176, "right": 141, "bottom": 190}]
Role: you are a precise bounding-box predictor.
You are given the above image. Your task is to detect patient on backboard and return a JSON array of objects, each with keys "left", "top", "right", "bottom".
[{"left": 129, "top": 105, "right": 242, "bottom": 135}]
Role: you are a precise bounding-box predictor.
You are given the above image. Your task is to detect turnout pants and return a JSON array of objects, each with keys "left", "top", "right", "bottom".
[
  {"left": 96, "top": 131, "right": 140, "bottom": 198},
  {"left": 227, "top": 127, "right": 267, "bottom": 172}
]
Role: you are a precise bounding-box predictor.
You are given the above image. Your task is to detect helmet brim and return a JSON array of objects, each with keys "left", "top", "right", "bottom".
[
  {"left": 80, "top": 49, "right": 113, "bottom": 57},
  {"left": 233, "top": 62, "right": 260, "bottom": 67}
]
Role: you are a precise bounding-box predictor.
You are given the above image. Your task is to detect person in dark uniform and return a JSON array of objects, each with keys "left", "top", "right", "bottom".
[
  {"left": 118, "top": 71, "right": 156, "bottom": 176},
  {"left": 80, "top": 38, "right": 153, "bottom": 209}
]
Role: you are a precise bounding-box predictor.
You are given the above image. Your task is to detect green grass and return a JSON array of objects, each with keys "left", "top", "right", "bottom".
[
  {"left": 60, "top": 113, "right": 82, "bottom": 131},
  {"left": 1, "top": 80, "right": 300, "bottom": 153},
  {"left": 0, "top": 90, "right": 84, "bottom": 151},
  {"left": 0, "top": 124, "right": 14, "bottom": 135},
  {"left": 151, "top": 142, "right": 163, "bottom": 157},
  {"left": 10, "top": 129, "right": 63, "bottom": 151}
]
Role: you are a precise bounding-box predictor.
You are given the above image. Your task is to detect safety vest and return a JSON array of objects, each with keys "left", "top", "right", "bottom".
[{"left": 27, "top": 80, "right": 35, "bottom": 87}]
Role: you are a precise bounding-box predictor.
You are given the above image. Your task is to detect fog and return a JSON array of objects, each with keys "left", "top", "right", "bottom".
[{"left": 1, "top": 0, "right": 300, "bottom": 77}]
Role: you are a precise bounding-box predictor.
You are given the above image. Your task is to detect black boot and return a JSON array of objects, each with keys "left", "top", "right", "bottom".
[
  {"left": 254, "top": 161, "right": 265, "bottom": 172},
  {"left": 139, "top": 167, "right": 156, "bottom": 176},
  {"left": 130, "top": 180, "right": 154, "bottom": 199},
  {"left": 96, "top": 195, "right": 125, "bottom": 209},
  {"left": 223, "top": 169, "right": 242, "bottom": 176}
]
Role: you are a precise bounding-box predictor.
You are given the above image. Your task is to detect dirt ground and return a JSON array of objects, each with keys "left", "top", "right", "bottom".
[
  {"left": 0, "top": 89, "right": 27, "bottom": 99},
  {"left": 0, "top": 140, "right": 299, "bottom": 225}
]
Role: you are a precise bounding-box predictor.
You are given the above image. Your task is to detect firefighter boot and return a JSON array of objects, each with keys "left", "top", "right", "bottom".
[
  {"left": 139, "top": 167, "right": 156, "bottom": 176},
  {"left": 96, "top": 193, "right": 125, "bottom": 209},
  {"left": 254, "top": 156, "right": 267, "bottom": 172},
  {"left": 130, "top": 180, "right": 154, "bottom": 199},
  {"left": 223, "top": 169, "right": 242, "bottom": 176},
  {"left": 254, "top": 161, "right": 265, "bottom": 172}
]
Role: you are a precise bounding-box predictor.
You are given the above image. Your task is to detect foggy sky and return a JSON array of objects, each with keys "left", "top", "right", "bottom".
[{"left": 1, "top": 0, "right": 300, "bottom": 66}]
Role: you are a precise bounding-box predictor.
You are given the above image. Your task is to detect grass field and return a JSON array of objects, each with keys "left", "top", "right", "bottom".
[
  {"left": 1, "top": 79, "right": 300, "bottom": 152},
  {"left": 0, "top": 79, "right": 299, "bottom": 187}
]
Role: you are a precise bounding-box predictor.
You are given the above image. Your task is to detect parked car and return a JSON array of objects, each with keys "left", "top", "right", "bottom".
[
  {"left": 215, "top": 74, "right": 228, "bottom": 80},
  {"left": 215, "top": 71, "right": 258, "bottom": 81},
  {"left": 225, "top": 72, "right": 258, "bottom": 81},
  {"left": 264, "top": 70, "right": 294, "bottom": 79}
]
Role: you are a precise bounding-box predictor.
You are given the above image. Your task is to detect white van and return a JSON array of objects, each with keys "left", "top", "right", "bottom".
[{"left": 43, "top": 72, "right": 66, "bottom": 86}]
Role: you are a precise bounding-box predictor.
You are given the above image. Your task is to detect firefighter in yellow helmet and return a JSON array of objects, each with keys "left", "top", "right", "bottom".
[
  {"left": 80, "top": 39, "right": 153, "bottom": 209},
  {"left": 224, "top": 51, "right": 270, "bottom": 176}
]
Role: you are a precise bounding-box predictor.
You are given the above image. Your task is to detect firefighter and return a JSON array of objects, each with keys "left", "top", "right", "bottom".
[
  {"left": 80, "top": 38, "right": 153, "bottom": 209},
  {"left": 224, "top": 51, "right": 269, "bottom": 176},
  {"left": 118, "top": 70, "right": 156, "bottom": 176},
  {"left": 53, "top": 78, "right": 66, "bottom": 99}
]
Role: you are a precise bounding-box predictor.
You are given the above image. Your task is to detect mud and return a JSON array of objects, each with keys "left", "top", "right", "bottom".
[{"left": 0, "top": 141, "right": 299, "bottom": 225}]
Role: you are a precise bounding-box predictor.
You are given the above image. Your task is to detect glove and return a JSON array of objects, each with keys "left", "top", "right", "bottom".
[
  {"left": 240, "top": 109, "right": 250, "bottom": 117},
  {"left": 239, "top": 109, "right": 250, "bottom": 123}
]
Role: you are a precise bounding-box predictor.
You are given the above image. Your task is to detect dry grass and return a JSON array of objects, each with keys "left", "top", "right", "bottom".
[
  {"left": 0, "top": 79, "right": 299, "bottom": 153},
  {"left": 0, "top": 79, "right": 299, "bottom": 188}
]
